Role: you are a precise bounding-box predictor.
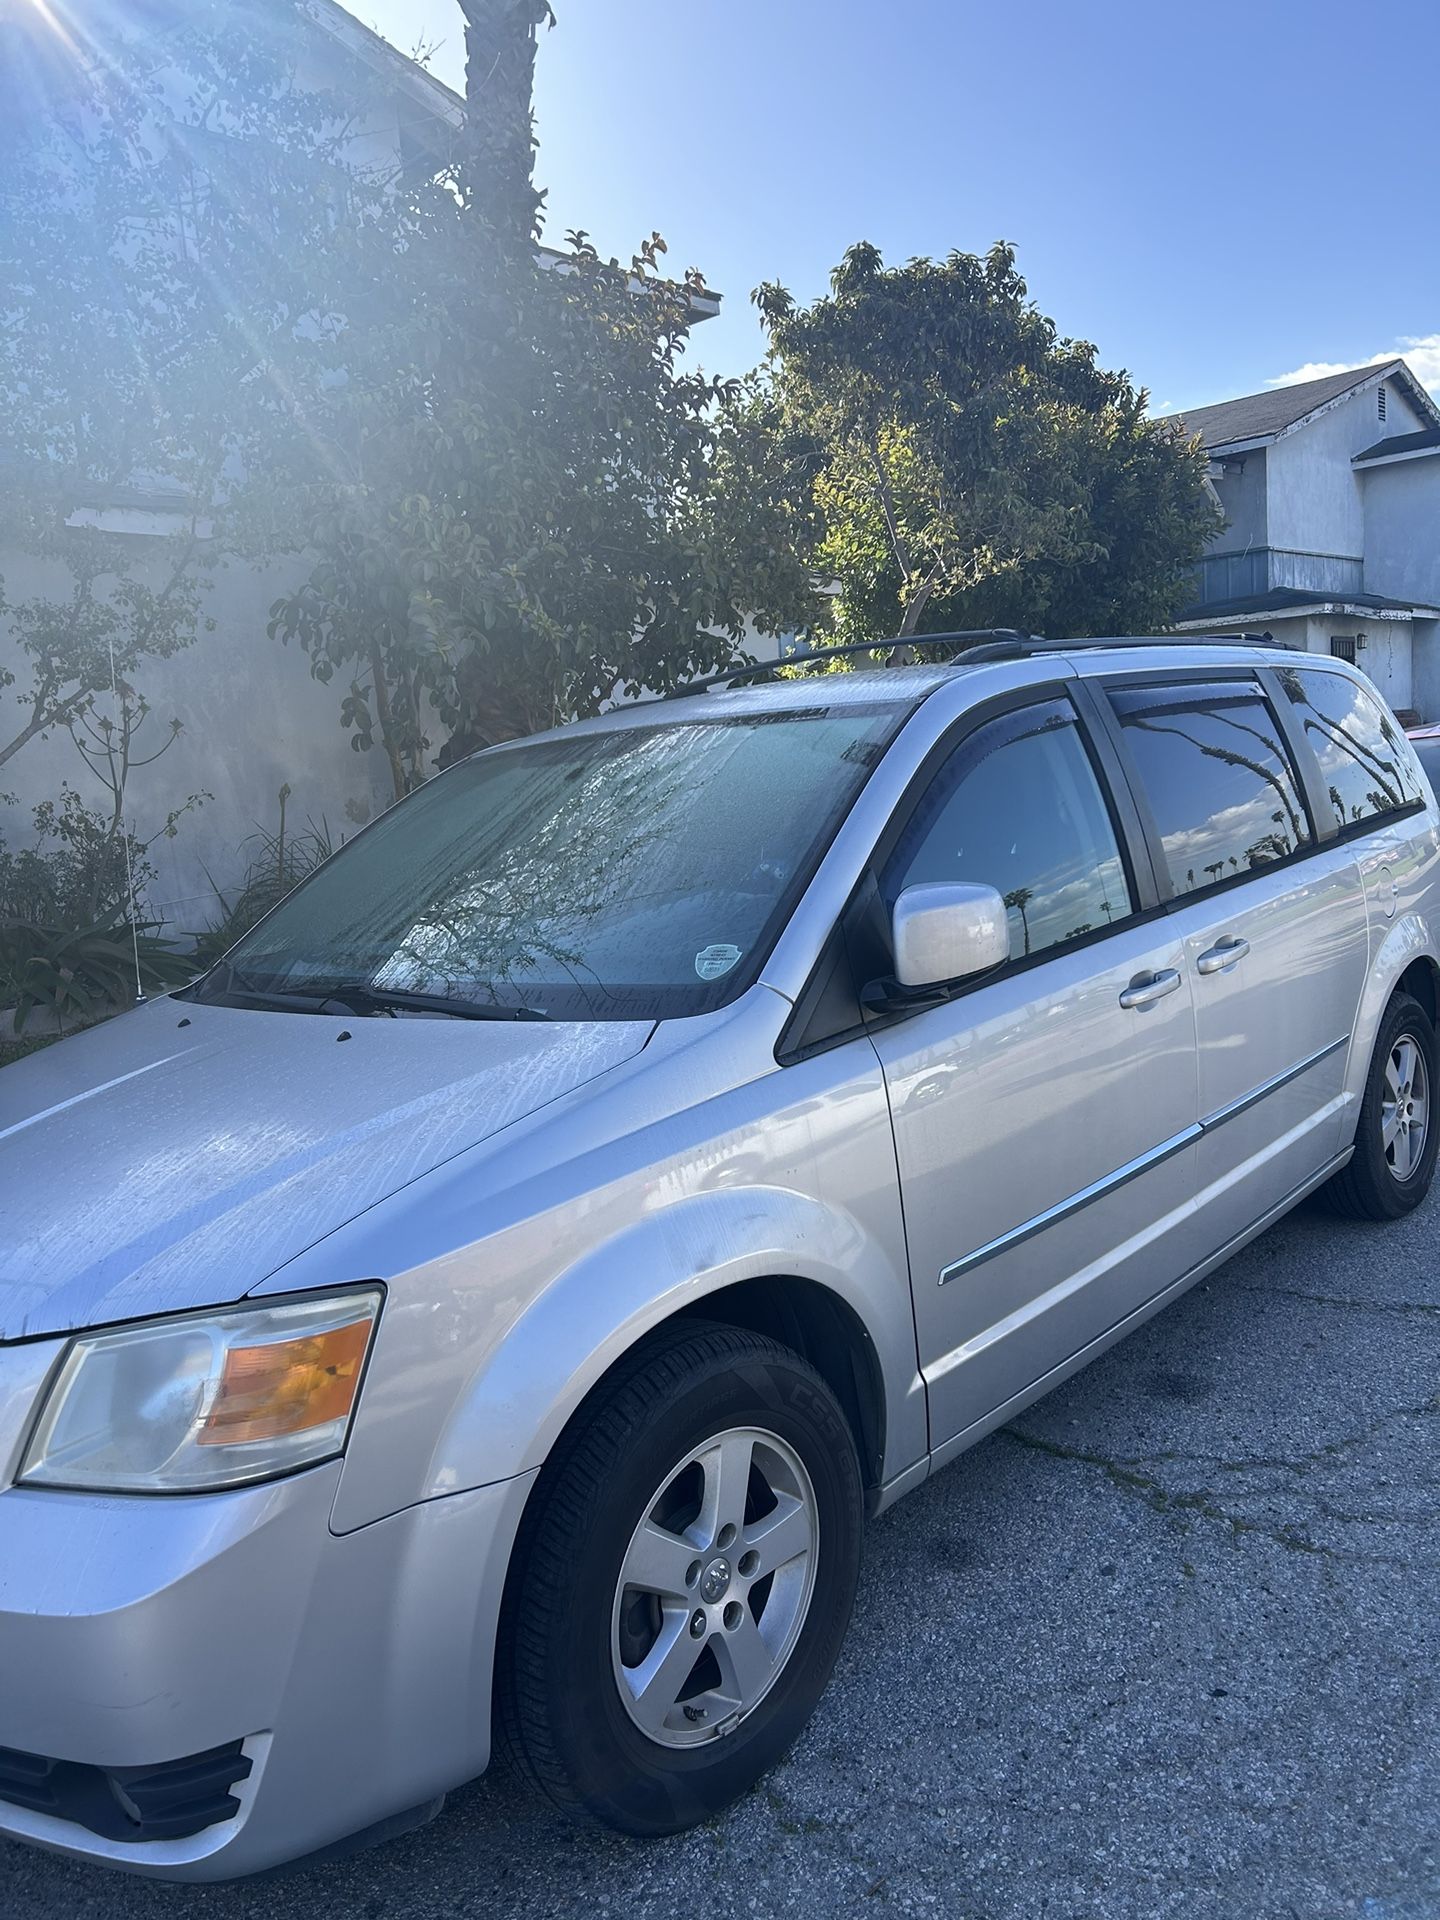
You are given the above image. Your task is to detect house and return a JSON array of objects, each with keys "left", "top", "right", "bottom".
[{"left": 1162, "top": 360, "right": 1440, "bottom": 719}]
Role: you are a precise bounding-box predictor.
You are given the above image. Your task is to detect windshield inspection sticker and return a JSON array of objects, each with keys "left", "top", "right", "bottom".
[{"left": 695, "top": 943, "right": 743, "bottom": 981}]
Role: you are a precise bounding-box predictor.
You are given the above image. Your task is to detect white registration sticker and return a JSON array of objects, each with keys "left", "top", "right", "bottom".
[{"left": 694, "top": 943, "right": 743, "bottom": 981}]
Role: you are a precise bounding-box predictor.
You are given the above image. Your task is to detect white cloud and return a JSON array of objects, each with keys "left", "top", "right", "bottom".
[{"left": 1268, "top": 335, "right": 1440, "bottom": 397}]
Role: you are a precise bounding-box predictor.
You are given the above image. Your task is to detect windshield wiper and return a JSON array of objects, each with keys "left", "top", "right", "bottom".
[
  {"left": 198, "top": 967, "right": 550, "bottom": 1022},
  {"left": 327, "top": 985, "right": 552, "bottom": 1022}
]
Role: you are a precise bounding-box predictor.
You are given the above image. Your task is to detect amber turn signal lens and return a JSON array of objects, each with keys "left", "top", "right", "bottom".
[{"left": 198, "top": 1318, "right": 373, "bottom": 1446}]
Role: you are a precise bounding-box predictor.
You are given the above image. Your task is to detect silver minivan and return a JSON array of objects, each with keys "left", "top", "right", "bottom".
[{"left": 1, "top": 635, "right": 1436, "bottom": 1880}]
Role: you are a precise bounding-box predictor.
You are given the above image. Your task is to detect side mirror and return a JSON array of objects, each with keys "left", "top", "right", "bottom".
[{"left": 891, "top": 882, "right": 1010, "bottom": 990}]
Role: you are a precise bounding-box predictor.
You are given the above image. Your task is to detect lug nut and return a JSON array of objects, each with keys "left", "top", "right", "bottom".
[{"left": 689, "top": 1609, "right": 706, "bottom": 1639}]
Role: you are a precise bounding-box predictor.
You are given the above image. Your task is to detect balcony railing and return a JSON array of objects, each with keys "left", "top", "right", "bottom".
[{"left": 1190, "top": 546, "right": 1366, "bottom": 606}]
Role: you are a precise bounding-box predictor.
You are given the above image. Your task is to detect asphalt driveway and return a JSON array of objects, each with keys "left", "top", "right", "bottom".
[{"left": 4, "top": 1192, "right": 1437, "bottom": 1920}]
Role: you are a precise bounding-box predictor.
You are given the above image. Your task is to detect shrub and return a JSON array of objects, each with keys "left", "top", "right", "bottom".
[
  {"left": 0, "top": 916, "right": 194, "bottom": 1035},
  {"left": 191, "top": 788, "right": 338, "bottom": 967}
]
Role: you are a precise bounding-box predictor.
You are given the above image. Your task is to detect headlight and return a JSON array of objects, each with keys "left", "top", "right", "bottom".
[{"left": 19, "top": 1289, "right": 383, "bottom": 1494}]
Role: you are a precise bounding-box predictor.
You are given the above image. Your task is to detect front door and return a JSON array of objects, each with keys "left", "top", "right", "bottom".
[{"left": 867, "top": 693, "right": 1202, "bottom": 1452}]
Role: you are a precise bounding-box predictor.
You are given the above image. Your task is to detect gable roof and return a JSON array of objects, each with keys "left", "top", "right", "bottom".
[
  {"left": 1160, "top": 363, "right": 1396, "bottom": 449},
  {"left": 1160, "top": 358, "right": 1440, "bottom": 451}
]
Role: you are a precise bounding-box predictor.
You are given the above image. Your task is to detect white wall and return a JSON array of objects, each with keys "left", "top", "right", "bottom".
[
  {"left": 1253, "top": 615, "right": 1415, "bottom": 714},
  {"left": 0, "top": 545, "right": 396, "bottom": 935},
  {"left": 1412, "top": 619, "right": 1440, "bottom": 723},
  {"left": 1207, "top": 450, "right": 1267, "bottom": 553},
  {"left": 1291, "top": 614, "right": 1414, "bottom": 713},
  {"left": 1266, "top": 395, "right": 1371, "bottom": 559},
  {"left": 1267, "top": 378, "right": 1431, "bottom": 562},
  {"left": 0, "top": 7, "right": 448, "bottom": 935},
  {"left": 1361, "top": 454, "right": 1440, "bottom": 608}
]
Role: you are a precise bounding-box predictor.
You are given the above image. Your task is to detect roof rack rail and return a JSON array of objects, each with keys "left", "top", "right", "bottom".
[
  {"left": 1048, "top": 630, "right": 1284, "bottom": 651},
  {"left": 664, "top": 626, "right": 1288, "bottom": 702},
  {"left": 669, "top": 630, "right": 1039, "bottom": 696}
]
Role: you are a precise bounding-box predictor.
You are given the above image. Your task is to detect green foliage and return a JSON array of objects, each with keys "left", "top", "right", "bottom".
[
  {"left": 263, "top": 217, "right": 773, "bottom": 790},
  {"left": 262, "top": 0, "right": 784, "bottom": 792},
  {"left": 0, "top": 788, "right": 194, "bottom": 1035},
  {"left": 0, "top": 917, "right": 193, "bottom": 1036},
  {"left": 0, "top": 789, "right": 148, "bottom": 932},
  {"left": 192, "top": 787, "right": 338, "bottom": 966},
  {"left": 727, "top": 241, "right": 1222, "bottom": 644}
]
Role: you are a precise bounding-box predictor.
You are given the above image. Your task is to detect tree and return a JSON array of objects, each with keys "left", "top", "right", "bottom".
[
  {"left": 457, "top": 0, "right": 552, "bottom": 249},
  {"left": 726, "top": 241, "right": 1220, "bottom": 646},
  {"left": 262, "top": 0, "right": 788, "bottom": 795}
]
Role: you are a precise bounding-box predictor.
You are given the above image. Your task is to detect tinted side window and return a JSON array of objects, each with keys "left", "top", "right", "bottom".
[
  {"left": 882, "top": 698, "right": 1133, "bottom": 962},
  {"left": 1109, "top": 679, "right": 1311, "bottom": 897},
  {"left": 1277, "top": 666, "right": 1424, "bottom": 830}
]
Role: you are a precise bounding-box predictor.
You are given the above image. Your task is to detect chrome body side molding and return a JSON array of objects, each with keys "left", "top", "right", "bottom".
[{"left": 938, "top": 1035, "right": 1349, "bottom": 1285}]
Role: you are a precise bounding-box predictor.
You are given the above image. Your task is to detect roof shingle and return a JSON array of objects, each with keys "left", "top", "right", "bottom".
[
  {"left": 1353, "top": 427, "right": 1440, "bottom": 464},
  {"left": 1159, "top": 362, "right": 1399, "bottom": 449}
]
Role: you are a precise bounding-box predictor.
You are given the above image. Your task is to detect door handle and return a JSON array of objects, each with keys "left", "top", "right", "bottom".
[
  {"left": 1196, "top": 937, "right": 1250, "bottom": 975},
  {"left": 1119, "top": 967, "right": 1182, "bottom": 1010}
]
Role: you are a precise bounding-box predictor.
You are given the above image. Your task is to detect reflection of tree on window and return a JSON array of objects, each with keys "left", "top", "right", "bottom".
[
  {"left": 1002, "top": 886, "right": 1034, "bottom": 955},
  {"left": 1122, "top": 706, "right": 1306, "bottom": 856},
  {"left": 1277, "top": 667, "right": 1412, "bottom": 828},
  {"left": 215, "top": 705, "right": 897, "bottom": 1021},
  {"left": 1111, "top": 682, "right": 1311, "bottom": 899}
]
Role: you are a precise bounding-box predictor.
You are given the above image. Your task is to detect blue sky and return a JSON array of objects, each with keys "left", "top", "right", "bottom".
[{"left": 346, "top": 0, "right": 1440, "bottom": 413}]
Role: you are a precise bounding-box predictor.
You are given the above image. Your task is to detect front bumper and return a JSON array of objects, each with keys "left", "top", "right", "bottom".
[{"left": 0, "top": 1371, "right": 537, "bottom": 1881}]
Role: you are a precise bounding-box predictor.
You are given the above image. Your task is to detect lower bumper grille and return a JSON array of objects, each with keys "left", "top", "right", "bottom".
[{"left": 0, "top": 1739, "right": 252, "bottom": 1843}]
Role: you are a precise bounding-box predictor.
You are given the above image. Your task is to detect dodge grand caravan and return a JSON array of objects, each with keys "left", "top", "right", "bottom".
[{"left": 1, "top": 634, "right": 1436, "bottom": 1879}]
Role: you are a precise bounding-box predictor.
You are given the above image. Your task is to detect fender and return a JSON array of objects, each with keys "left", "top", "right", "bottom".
[
  {"left": 423, "top": 1184, "right": 926, "bottom": 1502},
  {"left": 1345, "top": 911, "right": 1440, "bottom": 1112}
]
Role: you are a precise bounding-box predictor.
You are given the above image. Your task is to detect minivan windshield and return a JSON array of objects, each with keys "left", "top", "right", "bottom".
[{"left": 195, "top": 702, "right": 900, "bottom": 1022}]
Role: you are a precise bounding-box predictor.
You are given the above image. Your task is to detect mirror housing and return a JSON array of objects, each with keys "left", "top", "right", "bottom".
[{"left": 891, "top": 882, "right": 1010, "bottom": 990}]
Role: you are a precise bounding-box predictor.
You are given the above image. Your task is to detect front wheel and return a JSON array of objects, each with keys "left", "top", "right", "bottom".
[
  {"left": 496, "top": 1321, "right": 864, "bottom": 1835},
  {"left": 1322, "top": 990, "right": 1439, "bottom": 1220}
]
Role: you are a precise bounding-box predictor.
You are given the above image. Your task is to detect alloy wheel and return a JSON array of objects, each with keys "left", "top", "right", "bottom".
[
  {"left": 1382, "top": 1034, "right": 1430, "bottom": 1180},
  {"left": 610, "top": 1426, "right": 819, "bottom": 1748}
]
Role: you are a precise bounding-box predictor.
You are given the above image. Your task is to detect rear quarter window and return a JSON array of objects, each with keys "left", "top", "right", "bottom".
[{"left": 1275, "top": 666, "right": 1423, "bottom": 831}]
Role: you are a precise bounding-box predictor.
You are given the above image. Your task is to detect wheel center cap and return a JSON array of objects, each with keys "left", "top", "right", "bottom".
[{"left": 699, "top": 1556, "right": 732, "bottom": 1604}]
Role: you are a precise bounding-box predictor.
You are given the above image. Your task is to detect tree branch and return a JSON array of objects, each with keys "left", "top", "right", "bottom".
[{"left": 896, "top": 553, "right": 947, "bottom": 638}]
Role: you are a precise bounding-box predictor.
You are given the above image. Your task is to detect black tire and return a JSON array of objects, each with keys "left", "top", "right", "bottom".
[
  {"left": 1321, "top": 990, "right": 1439, "bottom": 1220},
  {"left": 496, "top": 1320, "right": 864, "bottom": 1835}
]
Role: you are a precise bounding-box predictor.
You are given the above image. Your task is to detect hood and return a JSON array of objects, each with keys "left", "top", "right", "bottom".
[{"left": 0, "top": 998, "right": 653, "bottom": 1341}]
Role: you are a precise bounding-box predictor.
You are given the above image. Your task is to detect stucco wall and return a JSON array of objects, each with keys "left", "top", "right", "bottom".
[
  {"left": 1411, "top": 619, "right": 1440, "bottom": 723},
  {"left": 1, "top": 554, "right": 788, "bottom": 939},
  {"left": 1361, "top": 454, "right": 1440, "bottom": 607},
  {"left": 1266, "top": 397, "right": 1372, "bottom": 558},
  {"left": 1256, "top": 615, "right": 1416, "bottom": 715},
  {"left": 1292, "top": 614, "right": 1413, "bottom": 712},
  {"left": 0, "top": 16, "right": 457, "bottom": 936},
  {"left": 1207, "top": 450, "right": 1267, "bottom": 555},
  {"left": 1345, "top": 621, "right": 1413, "bottom": 712},
  {"left": 1265, "top": 379, "right": 1431, "bottom": 561},
  {"left": 0, "top": 544, "right": 396, "bottom": 936}
]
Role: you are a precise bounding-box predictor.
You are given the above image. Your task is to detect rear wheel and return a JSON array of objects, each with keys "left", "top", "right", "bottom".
[
  {"left": 497, "top": 1321, "right": 864, "bottom": 1835},
  {"left": 1322, "top": 991, "right": 1438, "bottom": 1219}
]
